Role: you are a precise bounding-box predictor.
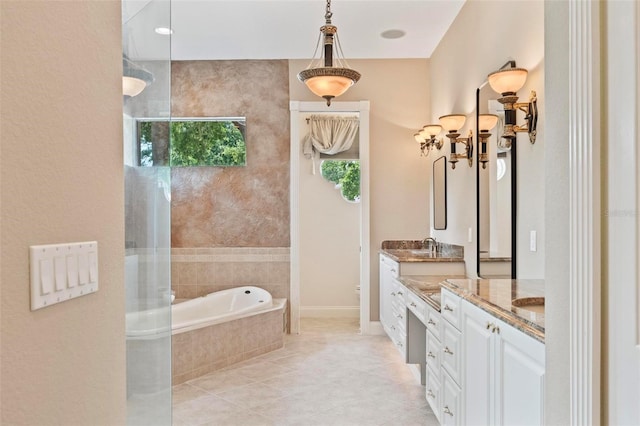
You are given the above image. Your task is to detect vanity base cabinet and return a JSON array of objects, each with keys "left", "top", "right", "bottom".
[{"left": 461, "top": 299, "right": 545, "bottom": 426}]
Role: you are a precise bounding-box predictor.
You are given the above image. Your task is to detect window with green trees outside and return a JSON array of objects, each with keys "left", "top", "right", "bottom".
[
  {"left": 137, "top": 118, "right": 246, "bottom": 167},
  {"left": 320, "top": 160, "right": 360, "bottom": 202}
]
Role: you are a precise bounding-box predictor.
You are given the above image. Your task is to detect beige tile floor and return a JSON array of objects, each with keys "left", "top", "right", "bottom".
[{"left": 172, "top": 318, "right": 439, "bottom": 426}]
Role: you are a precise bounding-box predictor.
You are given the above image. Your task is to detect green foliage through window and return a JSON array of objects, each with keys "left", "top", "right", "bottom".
[
  {"left": 320, "top": 160, "right": 360, "bottom": 202},
  {"left": 137, "top": 119, "right": 246, "bottom": 167}
]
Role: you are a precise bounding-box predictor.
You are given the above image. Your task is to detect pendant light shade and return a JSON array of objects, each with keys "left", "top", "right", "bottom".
[{"left": 297, "top": 0, "right": 361, "bottom": 106}]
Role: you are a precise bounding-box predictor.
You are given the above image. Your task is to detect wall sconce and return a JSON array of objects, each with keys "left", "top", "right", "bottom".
[
  {"left": 487, "top": 64, "right": 538, "bottom": 144},
  {"left": 413, "top": 124, "right": 443, "bottom": 156},
  {"left": 439, "top": 114, "right": 472, "bottom": 169},
  {"left": 478, "top": 114, "right": 499, "bottom": 169}
]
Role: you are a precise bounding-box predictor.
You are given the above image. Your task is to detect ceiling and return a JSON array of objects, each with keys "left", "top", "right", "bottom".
[{"left": 124, "top": 0, "right": 466, "bottom": 61}]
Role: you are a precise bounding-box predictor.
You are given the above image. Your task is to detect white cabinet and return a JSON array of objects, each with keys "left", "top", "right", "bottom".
[
  {"left": 379, "top": 254, "right": 399, "bottom": 333},
  {"left": 438, "top": 288, "right": 463, "bottom": 425},
  {"left": 461, "top": 299, "right": 545, "bottom": 426},
  {"left": 425, "top": 302, "right": 443, "bottom": 422}
]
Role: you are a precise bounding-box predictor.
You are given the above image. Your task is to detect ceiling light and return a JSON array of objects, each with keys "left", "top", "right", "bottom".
[
  {"left": 297, "top": 0, "right": 361, "bottom": 106},
  {"left": 154, "top": 27, "right": 173, "bottom": 35},
  {"left": 122, "top": 58, "right": 154, "bottom": 98},
  {"left": 381, "top": 29, "right": 406, "bottom": 39}
]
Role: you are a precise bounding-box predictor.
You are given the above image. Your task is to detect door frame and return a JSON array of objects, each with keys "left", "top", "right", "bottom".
[{"left": 289, "top": 100, "right": 371, "bottom": 334}]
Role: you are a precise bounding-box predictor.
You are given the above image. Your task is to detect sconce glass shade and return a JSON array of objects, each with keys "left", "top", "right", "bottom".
[
  {"left": 422, "top": 124, "right": 443, "bottom": 137},
  {"left": 414, "top": 132, "right": 425, "bottom": 143},
  {"left": 123, "top": 76, "right": 147, "bottom": 97},
  {"left": 488, "top": 68, "right": 528, "bottom": 95},
  {"left": 439, "top": 114, "right": 466, "bottom": 133},
  {"left": 478, "top": 114, "right": 499, "bottom": 132}
]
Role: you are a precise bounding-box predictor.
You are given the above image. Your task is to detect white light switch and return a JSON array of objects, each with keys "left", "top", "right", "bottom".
[
  {"left": 54, "top": 256, "right": 66, "bottom": 291},
  {"left": 530, "top": 230, "right": 537, "bottom": 252},
  {"left": 468, "top": 227, "right": 473, "bottom": 243},
  {"left": 30, "top": 241, "right": 99, "bottom": 311}
]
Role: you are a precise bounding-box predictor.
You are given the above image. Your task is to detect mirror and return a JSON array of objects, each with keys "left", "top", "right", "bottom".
[
  {"left": 433, "top": 155, "right": 447, "bottom": 230},
  {"left": 476, "top": 85, "right": 516, "bottom": 278},
  {"left": 136, "top": 117, "right": 247, "bottom": 167}
]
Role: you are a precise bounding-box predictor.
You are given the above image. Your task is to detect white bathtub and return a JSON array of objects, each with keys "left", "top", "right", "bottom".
[{"left": 126, "top": 286, "right": 285, "bottom": 338}]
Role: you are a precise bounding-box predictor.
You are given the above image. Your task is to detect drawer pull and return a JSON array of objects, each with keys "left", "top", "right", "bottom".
[
  {"left": 397, "top": 291, "right": 404, "bottom": 296},
  {"left": 444, "top": 304, "right": 453, "bottom": 312},
  {"left": 396, "top": 341, "right": 403, "bottom": 348},
  {"left": 486, "top": 322, "right": 501, "bottom": 334},
  {"left": 391, "top": 325, "right": 396, "bottom": 331},
  {"left": 444, "top": 406, "right": 454, "bottom": 417},
  {"left": 427, "top": 351, "right": 436, "bottom": 359},
  {"left": 443, "top": 346, "right": 454, "bottom": 355},
  {"left": 391, "top": 292, "right": 396, "bottom": 296},
  {"left": 391, "top": 269, "right": 397, "bottom": 273},
  {"left": 427, "top": 389, "right": 435, "bottom": 399},
  {"left": 428, "top": 319, "right": 436, "bottom": 326},
  {"left": 395, "top": 313, "right": 404, "bottom": 320},
  {"left": 410, "top": 302, "right": 417, "bottom": 307}
]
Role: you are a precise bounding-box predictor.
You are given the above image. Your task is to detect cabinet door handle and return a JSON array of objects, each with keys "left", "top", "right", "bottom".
[
  {"left": 410, "top": 302, "right": 417, "bottom": 307},
  {"left": 391, "top": 292, "right": 396, "bottom": 296},
  {"left": 395, "top": 313, "right": 403, "bottom": 320},
  {"left": 428, "top": 319, "right": 436, "bottom": 326},
  {"left": 427, "top": 351, "right": 436, "bottom": 359},
  {"left": 397, "top": 291, "right": 404, "bottom": 296},
  {"left": 391, "top": 268, "right": 397, "bottom": 273},
  {"left": 443, "top": 346, "right": 454, "bottom": 355},
  {"left": 391, "top": 325, "right": 396, "bottom": 331},
  {"left": 444, "top": 405, "right": 454, "bottom": 416},
  {"left": 396, "top": 341, "right": 403, "bottom": 348},
  {"left": 495, "top": 326, "right": 500, "bottom": 334},
  {"left": 486, "top": 322, "right": 494, "bottom": 330},
  {"left": 427, "top": 389, "right": 435, "bottom": 399},
  {"left": 443, "top": 304, "right": 453, "bottom": 312}
]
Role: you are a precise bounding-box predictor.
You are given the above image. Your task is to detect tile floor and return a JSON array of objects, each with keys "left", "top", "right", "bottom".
[{"left": 172, "top": 318, "right": 439, "bottom": 426}]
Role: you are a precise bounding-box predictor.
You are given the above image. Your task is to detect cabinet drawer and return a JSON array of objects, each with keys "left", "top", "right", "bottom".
[
  {"left": 426, "top": 306, "right": 442, "bottom": 341},
  {"left": 442, "top": 369, "right": 462, "bottom": 426},
  {"left": 441, "top": 288, "right": 462, "bottom": 330},
  {"left": 406, "top": 290, "right": 427, "bottom": 324},
  {"left": 426, "top": 365, "right": 441, "bottom": 423},
  {"left": 441, "top": 319, "right": 462, "bottom": 386},
  {"left": 426, "top": 330, "right": 441, "bottom": 372},
  {"left": 380, "top": 255, "right": 400, "bottom": 278}
]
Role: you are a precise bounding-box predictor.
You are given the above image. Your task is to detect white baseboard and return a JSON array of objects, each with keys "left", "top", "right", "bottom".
[{"left": 300, "top": 306, "right": 360, "bottom": 318}]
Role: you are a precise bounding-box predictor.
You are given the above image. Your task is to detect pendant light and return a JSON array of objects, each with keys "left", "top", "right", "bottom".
[
  {"left": 123, "top": 57, "right": 154, "bottom": 98},
  {"left": 297, "top": 0, "right": 361, "bottom": 106}
]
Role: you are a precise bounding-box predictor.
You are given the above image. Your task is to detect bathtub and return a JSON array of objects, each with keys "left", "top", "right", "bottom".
[
  {"left": 126, "top": 286, "right": 285, "bottom": 338},
  {"left": 127, "top": 286, "right": 287, "bottom": 385}
]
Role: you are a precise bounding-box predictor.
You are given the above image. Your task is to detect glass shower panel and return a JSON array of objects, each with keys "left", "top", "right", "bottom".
[{"left": 123, "top": 0, "right": 172, "bottom": 424}]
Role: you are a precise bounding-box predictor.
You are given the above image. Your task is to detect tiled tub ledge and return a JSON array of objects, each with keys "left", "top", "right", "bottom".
[{"left": 171, "top": 300, "right": 287, "bottom": 385}]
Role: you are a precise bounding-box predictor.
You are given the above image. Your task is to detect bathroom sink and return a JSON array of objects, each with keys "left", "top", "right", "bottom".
[{"left": 512, "top": 297, "right": 545, "bottom": 314}]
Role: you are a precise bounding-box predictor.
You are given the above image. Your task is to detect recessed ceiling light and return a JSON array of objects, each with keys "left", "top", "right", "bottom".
[
  {"left": 380, "top": 29, "right": 406, "bottom": 40},
  {"left": 154, "top": 27, "right": 173, "bottom": 35}
]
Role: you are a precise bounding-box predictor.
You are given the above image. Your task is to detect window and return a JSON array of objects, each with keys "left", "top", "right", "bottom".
[
  {"left": 320, "top": 160, "right": 360, "bottom": 202},
  {"left": 137, "top": 118, "right": 246, "bottom": 167}
]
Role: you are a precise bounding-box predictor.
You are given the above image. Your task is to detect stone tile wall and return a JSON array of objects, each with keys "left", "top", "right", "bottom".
[
  {"left": 171, "top": 247, "right": 290, "bottom": 302},
  {"left": 171, "top": 308, "right": 285, "bottom": 385}
]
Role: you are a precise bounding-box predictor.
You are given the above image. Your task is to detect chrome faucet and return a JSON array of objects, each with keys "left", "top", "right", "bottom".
[{"left": 422, "top": 237, "right": 438, "bottom": 254}]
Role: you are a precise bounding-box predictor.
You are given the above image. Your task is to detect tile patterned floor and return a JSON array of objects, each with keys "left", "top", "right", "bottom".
[{"left": 172, "top": 318, "right": 439, "bottom": 426}]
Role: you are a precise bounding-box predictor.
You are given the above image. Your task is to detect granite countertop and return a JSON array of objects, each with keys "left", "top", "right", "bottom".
[
  {"left": 398, "top": 275, "right": 466, "bottom": 311},
  {"left": 380, "top": 240, "right": 465, "bottom": 263},
  {"left": 441, "top": 278, "right": 545, "bottom": 343}
]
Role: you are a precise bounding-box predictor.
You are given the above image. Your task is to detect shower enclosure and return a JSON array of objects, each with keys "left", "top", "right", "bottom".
[{"left": 122, "top": 0, "right": 172, "bottom": 424}]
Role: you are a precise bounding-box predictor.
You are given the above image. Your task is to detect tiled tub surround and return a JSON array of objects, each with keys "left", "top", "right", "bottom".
[
  {"left": 171, "top": 247, "right": 290, "bottom": 302},
  {"left": 441, "top": 278, "right": 545, "bottom": 342},
  {"left": 172, "top": 303, "right": 287, "bottom": 385}
]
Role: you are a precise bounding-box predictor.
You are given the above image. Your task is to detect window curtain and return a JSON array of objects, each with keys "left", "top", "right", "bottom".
[{"left": 302, "top": 115, "right": 359, "bottom": 174}]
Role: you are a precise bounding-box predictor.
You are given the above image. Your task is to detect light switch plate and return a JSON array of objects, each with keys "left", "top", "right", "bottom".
[
  {"left": 30, "top": 241, "right": 98, "bottom": 311},
  {"left": 530, "top": 231, "right": 537, "bottom": 252}
]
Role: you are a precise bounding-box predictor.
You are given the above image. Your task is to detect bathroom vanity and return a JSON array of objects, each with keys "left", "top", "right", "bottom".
[{"left": 379, "top": 242, "right": 545, "bottom": 425}]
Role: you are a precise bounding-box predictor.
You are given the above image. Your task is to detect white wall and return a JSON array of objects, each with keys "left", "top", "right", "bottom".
[
  {"left": 290, "top": 59, "right": 431, "bottom": 321},
  {"left": 0, "top": 1, "right": 126, "bottom": 424},
  {"left": 427, "top": 0, "right": 544, "bottom": 279},
  {"left": 299, "top": 114, "right": 360, "bottom": 317}
]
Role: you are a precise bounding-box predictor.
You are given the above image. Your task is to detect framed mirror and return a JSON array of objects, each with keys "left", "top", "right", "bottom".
[
  {"left": 476, "top": 85, "right": 516, "bottom": 278},
  {"left": 433, "top": 155, "right": 447, "bottom": 230}
]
